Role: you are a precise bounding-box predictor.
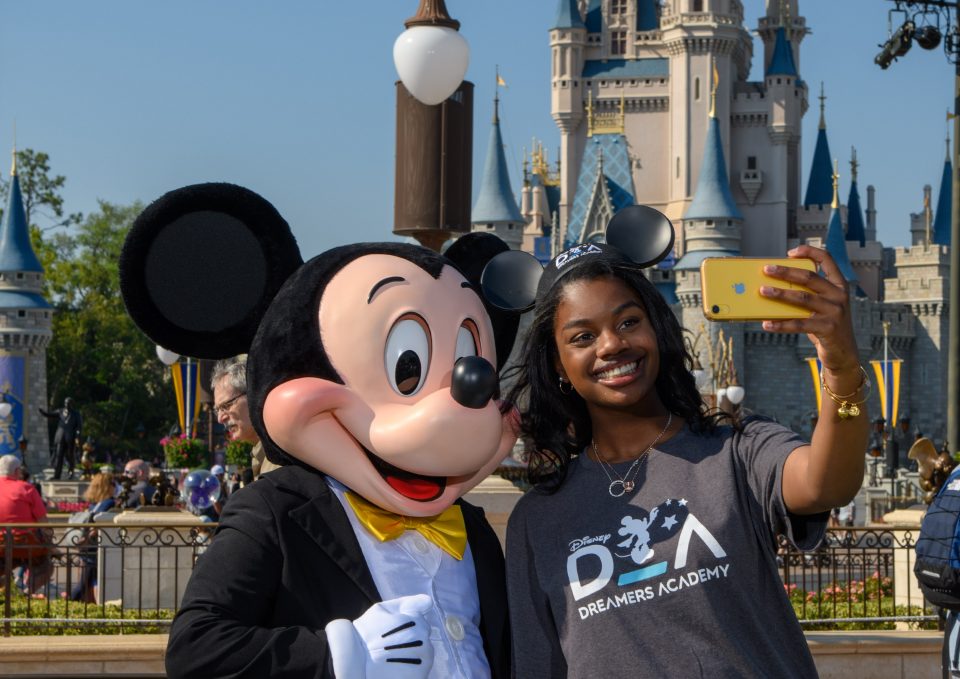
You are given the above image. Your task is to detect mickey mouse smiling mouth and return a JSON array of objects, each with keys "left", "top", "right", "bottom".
[{"left": 364, "top": 448, "right": 446, "bottom": 502}]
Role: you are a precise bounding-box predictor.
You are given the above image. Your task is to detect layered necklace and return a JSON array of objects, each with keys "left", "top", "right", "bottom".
[{"left": 591, "top": 412, "right": 673, "bottom": 498}]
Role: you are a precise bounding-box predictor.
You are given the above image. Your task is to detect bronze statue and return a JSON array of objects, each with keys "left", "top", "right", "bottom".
[{"left": 38, "top": 397, "right": 82, "bottom": 480}]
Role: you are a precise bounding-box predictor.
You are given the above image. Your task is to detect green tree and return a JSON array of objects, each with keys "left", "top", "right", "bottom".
[
  {"left": 0, "top": 148, "right": 82, "bottom": 230},
  {"left": 35, "top": 201, "right": 177, "bottom": 459}
]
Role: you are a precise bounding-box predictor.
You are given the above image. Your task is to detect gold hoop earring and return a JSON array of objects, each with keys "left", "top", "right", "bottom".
[{"left": 559, "top": 377, "right": 573, "bottom": 395}]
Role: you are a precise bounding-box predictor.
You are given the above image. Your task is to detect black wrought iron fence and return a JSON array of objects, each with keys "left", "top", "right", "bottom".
[
  {"left": 0, "top": 522, "right": 941, "bottom": 635},
  {"left": 1, "top": 521, "right": 214, "bottom": 636},
  {"left": 779, "top": 527, "right": 938, "bottom": 629}
]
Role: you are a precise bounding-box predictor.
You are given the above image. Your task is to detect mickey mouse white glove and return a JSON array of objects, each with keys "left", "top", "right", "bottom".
[{"left": 325, "top": 594, "right": 434, "bottom": 679}]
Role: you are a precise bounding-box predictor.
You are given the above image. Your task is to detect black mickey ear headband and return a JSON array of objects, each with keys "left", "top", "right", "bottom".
[
  {"left": 119, "top": 183, "right": 304, "bottom": 359},
  {"left": 480, "top": 205, "right": 675, "bottom": 312}
]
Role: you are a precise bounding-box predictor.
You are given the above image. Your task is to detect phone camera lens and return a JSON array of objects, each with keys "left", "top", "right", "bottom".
[{"left": 711, "top": 305, "right": 720, "bottom": 313}]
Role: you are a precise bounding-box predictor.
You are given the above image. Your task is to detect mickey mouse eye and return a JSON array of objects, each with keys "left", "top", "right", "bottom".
[
  {"left": 455, "top": 321, "right": 479, "bottom": 363},
  {"left": 385, "top": 315, "right": 430, "bottom": 396}
]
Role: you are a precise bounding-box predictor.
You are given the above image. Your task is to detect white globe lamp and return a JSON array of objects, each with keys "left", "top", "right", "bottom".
[
  {"left": 393, "top": 0, "right": 469, "bottom": 106},
  {"left": 0, "top": 401, "right": 12, "bottom": 419},
  {"left": 155, "top": 345, "right": 180, "bottom": 366},
  {"left": 725, "top": 384, "right": 745, "bottom": 405}
]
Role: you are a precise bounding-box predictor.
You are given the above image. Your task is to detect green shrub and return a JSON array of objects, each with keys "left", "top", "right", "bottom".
[
  {"left": 1, "top": 590, "right": 174, "bottom": 635},
  {"left": 224, "top": 439, "right": 254, "bottom": 467}
]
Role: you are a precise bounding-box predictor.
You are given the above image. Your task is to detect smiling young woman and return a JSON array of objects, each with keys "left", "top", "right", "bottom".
[{"left": 503, "top": 242, "right": 868, "bottom": 679}]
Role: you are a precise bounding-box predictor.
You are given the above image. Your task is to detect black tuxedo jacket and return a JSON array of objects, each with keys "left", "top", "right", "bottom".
[{"left": 165, "top": 465, "right": 510, "bottom": 679}]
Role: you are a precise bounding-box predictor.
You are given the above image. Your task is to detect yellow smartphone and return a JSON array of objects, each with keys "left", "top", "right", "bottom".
[{"left": 700, "top": 257, "right": 817, "bottom": 321}]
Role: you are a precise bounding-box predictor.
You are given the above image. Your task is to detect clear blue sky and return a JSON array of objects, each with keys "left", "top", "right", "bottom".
[{"left": 0, "top": 1, "right": 954, "bottom": 259}]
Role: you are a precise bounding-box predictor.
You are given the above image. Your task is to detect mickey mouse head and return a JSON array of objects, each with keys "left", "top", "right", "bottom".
[{"left": 119, "top": 183, "right": 521, "bottom": 517}]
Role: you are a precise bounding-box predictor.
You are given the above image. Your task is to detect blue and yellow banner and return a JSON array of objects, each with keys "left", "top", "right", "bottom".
[
  {"left": 171, "top": 360, "right": 201, "bottom": 436},
  {"left": 0, "top": 355, "right": 24, "bottom": 455},
  {"left": 870, "top": 359, "right": 902, "bottom": 425},
  {"left": 806, "top": 357, "right": 822, "bottom": 415}
]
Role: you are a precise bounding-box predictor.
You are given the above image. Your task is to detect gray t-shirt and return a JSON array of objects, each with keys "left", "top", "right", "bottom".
[{"left": 506, "top": 417, "right": 825, "bottom": 679}]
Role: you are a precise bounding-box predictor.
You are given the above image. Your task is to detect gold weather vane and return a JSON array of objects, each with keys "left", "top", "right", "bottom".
[{"left": 831, "top": 159, "right": 839, "bottom": 210}]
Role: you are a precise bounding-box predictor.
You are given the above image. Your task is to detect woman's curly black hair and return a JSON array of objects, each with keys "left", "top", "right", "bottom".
[{"left": 503, "top": 259, "right": 728, "bottom": 491}]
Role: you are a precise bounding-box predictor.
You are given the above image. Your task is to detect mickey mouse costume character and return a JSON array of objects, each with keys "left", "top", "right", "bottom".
[{"left": 119, "top": 183, "right": 519, "bottom": 678}]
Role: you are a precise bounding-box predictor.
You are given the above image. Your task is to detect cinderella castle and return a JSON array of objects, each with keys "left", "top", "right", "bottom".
[{"left": 469, "top": 0, "right": 951, "bottom": 465}]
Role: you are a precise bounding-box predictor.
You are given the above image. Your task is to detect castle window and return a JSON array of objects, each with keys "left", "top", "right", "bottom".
[
  {"left": 692, "top": 0, "right": 703, "bottom": 11},
  {"left": 695, "top": 77, "right": 700, "bottom": 100},
  {"left": 17, "top": 310, "right": 24, "bottom": 318},
  {"left": 676, "top": 157, "right": 680, "bottom": 178},
  {"left": 611, "top": 0, "right": 627, "bottom": 14},
  {"left": 747, "top": 156, "right": 757, "bottom": 170},
  {"left": 15, "top": 273, "right": 23, "bottom": 280},
  {"left": 611, "top": 31, "right": 627, "bottom": 56}
]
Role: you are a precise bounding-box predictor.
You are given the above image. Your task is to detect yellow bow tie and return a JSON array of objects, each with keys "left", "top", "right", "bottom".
[{"left": 345, "top": 491, "right": 467, "bottom": 561}]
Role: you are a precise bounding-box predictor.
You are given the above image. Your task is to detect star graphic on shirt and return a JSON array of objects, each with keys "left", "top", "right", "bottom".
[
  {"left": 662, "top": 515, "right": 678, "bottom": 531},
  {"left": 678, "top": 498, "right": 688, "bottom": 506},
  {"left": 948, "top": 479, "right": 960, "bottom": 492}
]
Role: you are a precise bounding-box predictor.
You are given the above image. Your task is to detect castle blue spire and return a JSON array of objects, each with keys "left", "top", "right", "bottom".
[
  {"left": 0, "top": 155, "right": 43, "bottom": 273},
  {"left": 846, "top": 149, "right": 866, "bottom": 246},
  {"left": 637, "top": 0, "right": 659, "bottom": 31},
  {"left": 471, "top": 96, "right": 523, "bottom": 226},
  {"left": 584, "top": 0, "right": 602, "bottom": 33},
  {"left": 933, "top": 151, "right": 952, "bottom": 246},
  {"left": 804, "top": 85, "right": 834, "bottom": 207},
  {"left": 824, "top": 168, "right": 857, "bottom": 283},
  {"left": 766, "top": 27, "right": 798, "bottom": 77},
  {"left": 552, "top": 0, "right": 585, "bottom": 30},
  {"left": 684, "top": 116, "right": 742, "bottom": 221}
]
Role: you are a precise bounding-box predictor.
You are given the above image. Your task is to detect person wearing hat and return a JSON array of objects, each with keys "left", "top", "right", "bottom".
[{"left": 497, "top": 213, "right": 868, "bottom": 678}]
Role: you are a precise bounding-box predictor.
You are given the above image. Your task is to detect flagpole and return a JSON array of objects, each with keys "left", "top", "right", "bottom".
[{"left": 186, "top": 357, "right": 192, "bottom": 439}]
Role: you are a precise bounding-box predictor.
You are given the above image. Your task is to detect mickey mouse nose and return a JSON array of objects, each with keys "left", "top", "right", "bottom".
[{"left": 451, "top": 356, "right": 498, "bottom": 409}]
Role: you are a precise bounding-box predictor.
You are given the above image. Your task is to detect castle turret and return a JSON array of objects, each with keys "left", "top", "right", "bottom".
[
  {"left": 933, "top": 135, "right": 952, "bottom": 246},
  {"left": 762, "top": 4, "right": 804, "bottom": 247},
  {"left": 550, "top": 0, "right": 587, "bottom": 242},
  {"left": 471, "top": 88, "right": 523, "bottom": 250},
  {"left": 0, "top": 147, "right": 52, "bottom": 473},
  {"left": 824, "top": 162, "right": 858, "bottom": 284},
  {"left": 846, "top": 148, "right": 866, "bottom": 247},
  {"left": 804, "top": 84, "right": 833, "bottom": 207}
]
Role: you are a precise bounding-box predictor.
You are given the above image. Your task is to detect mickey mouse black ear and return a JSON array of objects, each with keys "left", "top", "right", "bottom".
[
  {"left": 119, "top": 183, "right": 303, "bottom": 359},
  {"left": 480, "top": 250, "right": 544, "bottom": 312},
  {"left": 606, "top": 205, "right": 675, "bottom": 268}
]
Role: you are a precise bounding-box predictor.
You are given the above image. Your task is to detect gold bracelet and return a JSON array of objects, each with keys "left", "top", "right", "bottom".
[{"left": 820, "top": 366, "right": 871, "bottom": 420}]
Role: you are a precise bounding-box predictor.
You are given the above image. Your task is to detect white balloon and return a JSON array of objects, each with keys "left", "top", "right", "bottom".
[
  {"left": 393, "top": 25, "right": 469, "bottom": 106},
  {"left": 726, "top": 385, "right": 746, "bottom": 405},
  {"left": 155, "top": 345, "right": 180, "bottom": 366},
  {"left": 0, "top": 402, "right": 12, "bottom": 419}
]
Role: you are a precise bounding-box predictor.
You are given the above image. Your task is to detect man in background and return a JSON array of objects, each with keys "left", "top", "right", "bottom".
[
  {"left": 211, "top": 355, "right": 278, "bottom": 479},
  {"left": 0, "top": 454, "right": 52, "bottom": 594},
  {"left": 123, "top": 458, "right": 155, "bottom": 508}
]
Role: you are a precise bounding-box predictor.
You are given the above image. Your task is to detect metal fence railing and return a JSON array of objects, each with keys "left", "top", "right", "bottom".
[
  {"left": 1, "top": 521, "right": 213, "bottom": 636},
  {"left": 0, "top": 522, "right": 939, "bottom": 635}
]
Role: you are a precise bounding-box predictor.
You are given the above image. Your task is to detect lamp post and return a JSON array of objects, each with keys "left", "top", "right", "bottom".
[
  {"left": 156, "top": 345, "right": 195, "bottom": 439},
  {"left": 685, "top": 325, "right": 745, "bottom": 413},
  {"left": 877, "top": 0, "right": 960, "bottom": 453},
  {"left": 393, "top": 0, "right": 473, "bottom": 252}
]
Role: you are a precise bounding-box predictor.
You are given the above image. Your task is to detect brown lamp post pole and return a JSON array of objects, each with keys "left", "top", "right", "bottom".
[{"left": 393, "top": 0, "right": 473, "bottom": 252}]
